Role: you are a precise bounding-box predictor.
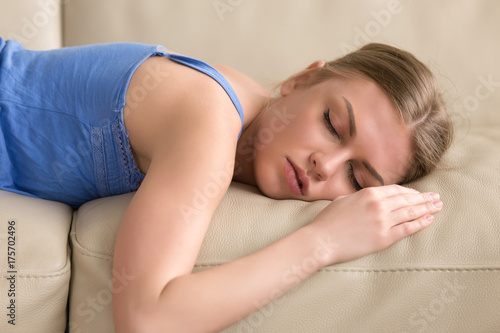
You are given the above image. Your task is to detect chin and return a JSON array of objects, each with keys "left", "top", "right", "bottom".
[
  {"left": 255, "top": 182, "right": 277, "bottom": 199},
  {"left": 253, "top": 157, "right": 288, "bottom": 199},
  {"left": 255, "top": 175, "right": 283, "bottom": 199}
]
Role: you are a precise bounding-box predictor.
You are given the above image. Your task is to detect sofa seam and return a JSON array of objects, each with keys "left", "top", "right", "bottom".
[
  {"left": 1, "top": 271, "right": 70, "bottom": 279},
  {"left": 73, "top": 249, "right": 112, "bottom": 261},
  {"left": 194, "top": 264, "right": 500, "bottom": 273},
  {"left": 70, "top": 234, "right": 113, "bottom": 261},
  {"left": 317, "top": 267, "right": 500, "bottom": 273},
  {"left": 70, "top": 211, "right": 113, "bottom": 261},
  {"left": 1, "top": 259, "right": 71, "bottom": 279}
]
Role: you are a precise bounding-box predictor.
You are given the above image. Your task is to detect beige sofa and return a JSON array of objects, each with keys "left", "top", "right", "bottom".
[{"left": 1, "top": 1, "right": 499, "bottom": 332}]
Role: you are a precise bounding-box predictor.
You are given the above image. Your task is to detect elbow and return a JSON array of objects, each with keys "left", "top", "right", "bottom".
[
  {"left": 113, "top": 293, "right": 162, "bottom": 333},
  {"left": 113, "top": 288, "right": 185, "bottom": 333}
]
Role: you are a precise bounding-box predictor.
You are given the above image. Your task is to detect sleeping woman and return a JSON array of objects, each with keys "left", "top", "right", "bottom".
[{"left": 0, "top": 37, "right": 453, "bottom": 332}]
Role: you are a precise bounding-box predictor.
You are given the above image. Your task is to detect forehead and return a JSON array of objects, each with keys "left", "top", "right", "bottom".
[{"left": 321, "top": 76, "right": 413, "bottom": 184}]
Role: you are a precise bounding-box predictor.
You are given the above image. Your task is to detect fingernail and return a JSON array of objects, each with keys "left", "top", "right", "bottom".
[
  {"left": 425, "top": 215, "right": 434, "bottom": 223},
  {"left": 430, "top": 193, "right": 440, "bottom": 201},
  {"left": 432, "top": 200, "right": 443, "bottom": 209}
]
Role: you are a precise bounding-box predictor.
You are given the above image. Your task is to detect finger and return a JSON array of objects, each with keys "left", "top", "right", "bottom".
[
  {"left": 385, "top": 192, "right": 440, "bottom": 211},
  {"left": 362, "top": 184, "right": 420, "bottom": 199},
  {"left": 390, "top": 200, "right": 443, "bottom": 224},
  {"left": 390, "top": 214, "right": 434, "bottom": 240}
]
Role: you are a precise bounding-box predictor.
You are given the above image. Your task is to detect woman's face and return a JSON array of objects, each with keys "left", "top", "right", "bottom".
[{"left": 249, "top": 73, "right": 413, "bottom": 201}]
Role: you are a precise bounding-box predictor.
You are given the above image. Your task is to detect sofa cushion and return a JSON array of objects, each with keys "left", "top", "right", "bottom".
[
  {"left": 0, "top": 190, "right": 72, "bottom": 333},
  {"left": 68, "top": 194, "right": 131, "bottom": 333}
]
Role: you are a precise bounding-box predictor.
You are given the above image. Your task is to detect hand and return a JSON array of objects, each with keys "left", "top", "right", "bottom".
[{"left": 308, "top": 185, "right": 443, "bottom": 264}]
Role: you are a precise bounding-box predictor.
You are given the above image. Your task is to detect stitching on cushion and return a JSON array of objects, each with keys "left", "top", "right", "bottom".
[
  {"left": 71, "top": 242, "right": 112, "bottom": 261},
  {"left": 193, "top": 264, "right": 500, "bottom": 273},
  {"left": 318, "top": 267, "right": 500, "bottom": 273},
  {"left": 1, "top": 270, "right": 70, "bottom": 279}
]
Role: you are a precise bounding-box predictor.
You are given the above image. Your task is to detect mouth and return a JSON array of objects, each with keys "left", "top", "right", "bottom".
[{"left": 284, "top": 158, "right": 309, "bottom": 196}]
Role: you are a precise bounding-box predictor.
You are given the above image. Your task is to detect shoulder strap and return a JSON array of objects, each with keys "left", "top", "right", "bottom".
[{"left": 162, "top": 50, "right": 245, "bottom": 139}]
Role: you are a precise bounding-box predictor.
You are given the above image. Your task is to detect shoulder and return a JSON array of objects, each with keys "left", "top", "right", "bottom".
[
  {"left": 212, "top": 64, "right": 268, "bottom": 98},
  {"left": 123, "top": 56, "right": 242, "bottom": 173}
]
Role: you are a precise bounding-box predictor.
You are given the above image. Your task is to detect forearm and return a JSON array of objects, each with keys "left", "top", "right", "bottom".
[{"left": 136, "top": 225, "right": 332, "bottom": 333}]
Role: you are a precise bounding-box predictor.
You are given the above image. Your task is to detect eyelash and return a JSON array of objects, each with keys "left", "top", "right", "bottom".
[
  {"left": 323, "top": 109, "right": 340, "bottom": 139},
  {"left": 323, "top": 109, "right": 363, "bottom": 191},
  {"left": 348, "top": 163, "right": 363, "bottom": 191}
]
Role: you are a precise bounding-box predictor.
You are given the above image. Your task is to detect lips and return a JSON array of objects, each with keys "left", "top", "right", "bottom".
[{"left": 284, "top": 158, "right": 309, "bottom": 196}]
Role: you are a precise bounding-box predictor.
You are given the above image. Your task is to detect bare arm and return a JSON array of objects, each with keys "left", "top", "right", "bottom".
[{"left": 114, "top": 160, "right": 440, "bottom": 333}]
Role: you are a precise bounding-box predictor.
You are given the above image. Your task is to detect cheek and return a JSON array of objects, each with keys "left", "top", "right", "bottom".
[
  {"left": 277, "top": 115, "right": 317, "bottom": 144},
  {"left": 253, "top": 111, "right": 298, "bottom": 150},
  {"left": 315, "top": 177, "right": 353, "bottom": 201},
  {"left": 252, "top": 152, "right": 282, "bottom": 198},
  {"left": 254, "top": 120, "right": 299, "bottom": 153}
]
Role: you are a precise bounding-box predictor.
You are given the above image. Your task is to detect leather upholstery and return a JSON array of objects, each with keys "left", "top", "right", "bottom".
[
  {"left": 1, "top": 1, "right": 499, "bottom": 332},
  {"left": 0, "top": 191, "right": 72, "bottom": 333}
]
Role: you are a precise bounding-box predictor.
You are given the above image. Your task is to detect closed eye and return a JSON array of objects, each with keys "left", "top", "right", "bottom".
[
  {"left": 323, "top": 109, "right": 363, "bottom": 191},
  {"left": 348, "top": 163, "right": 363, "bottom": 191},
  {"left": 323, "top": 109, "right": 340, "bottom": 140}
]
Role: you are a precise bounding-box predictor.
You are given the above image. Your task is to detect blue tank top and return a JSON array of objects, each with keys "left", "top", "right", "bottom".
[{"left": 0, "top": 38, "right": 244, "bottom": 208}]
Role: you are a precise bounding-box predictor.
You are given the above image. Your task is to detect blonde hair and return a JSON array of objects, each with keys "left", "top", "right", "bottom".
[{"left": 307, "top": 43, "right": 454, "bottom": 184}]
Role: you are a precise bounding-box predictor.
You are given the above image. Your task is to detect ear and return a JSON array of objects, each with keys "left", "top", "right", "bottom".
[
  {"left": 306, "top": 60, "right": 326, "bottom": 70},
  {"left": 280, "top": 60, "right": 326, "bottom": 96}
]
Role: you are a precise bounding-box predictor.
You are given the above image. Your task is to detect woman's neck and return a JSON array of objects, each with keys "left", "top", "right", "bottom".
[
  {"left": 233, "top": 112, "right": 261, "bottom": 186},
  {"left": 211, "top": 64, "right": 275, "bottom": 186}
]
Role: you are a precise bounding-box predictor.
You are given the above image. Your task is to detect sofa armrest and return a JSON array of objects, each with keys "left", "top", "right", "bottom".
[{"left": 0, "top": 190, "right": 72, "bottom": 333}]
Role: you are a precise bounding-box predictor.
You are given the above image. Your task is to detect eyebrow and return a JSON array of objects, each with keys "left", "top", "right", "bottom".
[
  {"left": 342, "top": 96, "right": 385, "bottom": 186},
  {"left": 343, "top": 96, "right": 356, "bottom": 137},
  {"left": 363, "top": 161, "right": 385, "bottom": 186}
]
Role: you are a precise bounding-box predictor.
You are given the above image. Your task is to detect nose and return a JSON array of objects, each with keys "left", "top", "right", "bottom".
[{"left": 309, "top": 149, "right": 350, "bottom": 181}]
